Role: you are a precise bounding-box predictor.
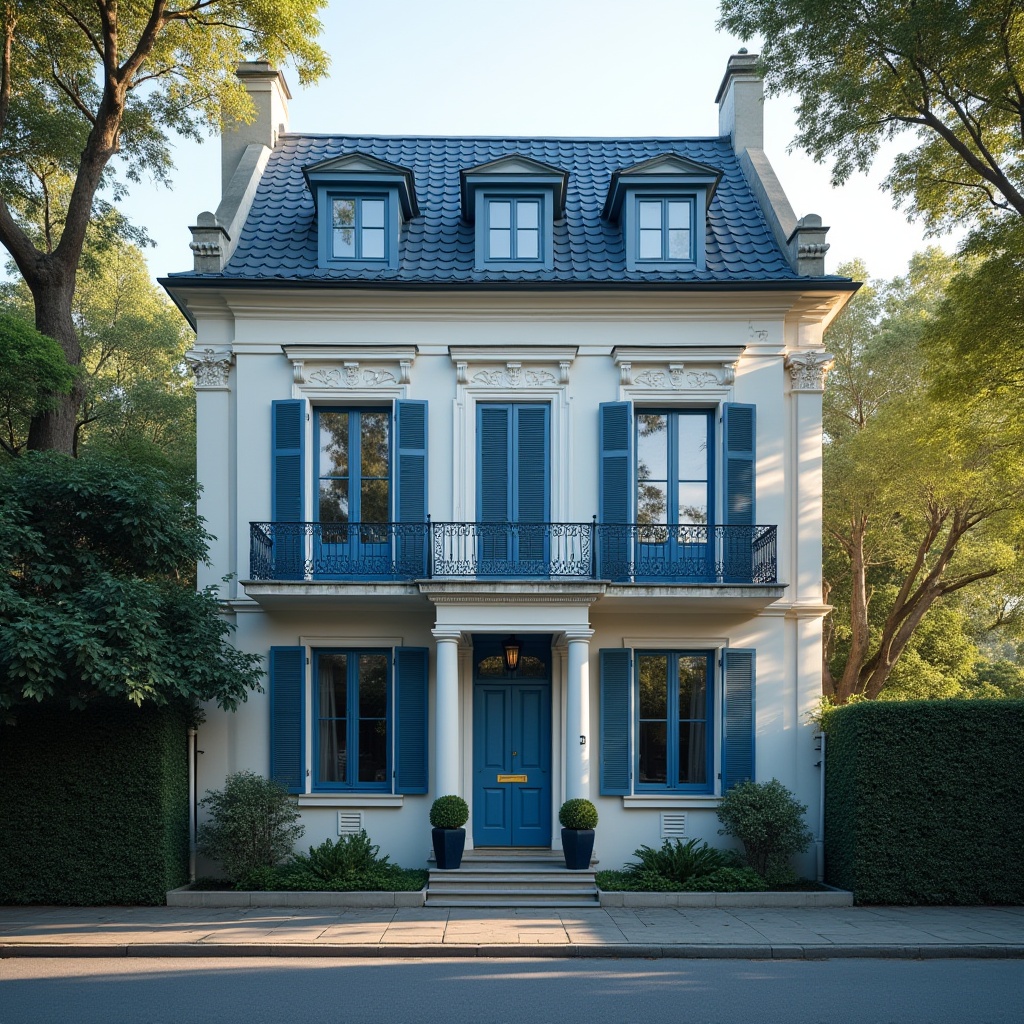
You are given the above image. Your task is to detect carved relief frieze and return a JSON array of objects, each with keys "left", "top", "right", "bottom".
[
  {"left": 470, "top": 363, "right": 559, "bottom": 388},
  {"left": 785, "top": 351, "right": 835, "bottom": 392},
  {"left": 630, "top": 364, "right": 734, "bottom": 391},
  {"left": 307, "top": 364, "right": 398, "bottom": 388},
  {"left": 186, "top": 348, "right": 233, "bottom": 388}
]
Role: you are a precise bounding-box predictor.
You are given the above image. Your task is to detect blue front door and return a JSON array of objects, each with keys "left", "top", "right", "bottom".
[{"left": 472, "top": 637, "right": 552, "bottom": 847}]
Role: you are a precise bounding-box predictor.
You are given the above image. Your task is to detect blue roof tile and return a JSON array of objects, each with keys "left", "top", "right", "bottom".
[{"left": 176, "top": 134, "right": 820, "bottom": 284}]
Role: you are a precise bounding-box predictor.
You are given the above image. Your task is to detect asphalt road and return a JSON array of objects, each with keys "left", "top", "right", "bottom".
[{"left": 2, "top": 956, "right": 1023, "bottom": 1024}]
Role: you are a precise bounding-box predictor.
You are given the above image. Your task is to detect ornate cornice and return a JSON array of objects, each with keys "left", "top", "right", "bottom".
[
  {"left": 186, "top": 347, "right": 233, "bottom": 388},
  {"left": 785, "top": 350, "right": 835, "bottom": 392}
]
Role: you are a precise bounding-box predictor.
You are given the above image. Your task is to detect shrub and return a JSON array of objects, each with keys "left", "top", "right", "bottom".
[
  {"left": 290, "top": 831, "right": 390, "bottom": 883},
  {"left": 824, "top": 699, "right": 1024, "bottom": 904},
  {"left": 717, "top": 779, "right": 813, "bottom": 884},
  {"left": 198, "top": 771, "right": 304, "bottom": 881},
  {"left": 595, "top": 865, "right": 767, "bottom": 893},
  {"left": 0, "top": 700, "right": 187, "bottom": 905},
  {"left": 430, "top": 794, "right": 469, "bottom": 829},
  {"left": 558, "top": 798, "right": 599, "bottom": 830},
  {"left": 626, "top": 838, "right": 728, "bottom": 883}
]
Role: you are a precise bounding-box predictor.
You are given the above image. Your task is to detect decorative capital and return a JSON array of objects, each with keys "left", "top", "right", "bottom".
[
  {"left": 186, "top": 348, "right": 233, "bottom": 388},
  {"left": 785, "top": 350, "right": 835, "bottom": 392}
]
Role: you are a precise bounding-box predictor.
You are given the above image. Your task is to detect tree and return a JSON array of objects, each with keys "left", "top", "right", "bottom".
[
  {"left": 0, "top": 312, "right": 74, "bottom": 456},
  {"left": 0, "top": 1, "right": 328, "bottom": 453},
  {"left": 2, "top": 235, "right": 195, "bottom": 478},
  {"left": 717, "top": 0, "right": 1024, "bottom": 231},
  {"left": 0, "top": 451, "right": 262, "bottom": 713},
  {"left": 822, "top": 258, "right": 1024, "bottom": 702}
]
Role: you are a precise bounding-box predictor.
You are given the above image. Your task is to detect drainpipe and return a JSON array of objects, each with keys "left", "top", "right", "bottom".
[
  {"left": 814, "top": 731, "right": 826, "bottom": 882},
  {"left": 188, "top": 727, "right": 198, "bottom": 882}
]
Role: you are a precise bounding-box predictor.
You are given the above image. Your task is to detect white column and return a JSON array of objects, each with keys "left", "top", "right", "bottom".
[
  {"left": 432, "top": 629, "right": 462, "bottom": 797},
  {"left": 564, "top": 629, "right": 594, "bottom": 800}
]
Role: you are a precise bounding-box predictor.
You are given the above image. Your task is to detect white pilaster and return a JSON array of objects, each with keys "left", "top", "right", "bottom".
[
  {"left": 564, "top": 629, "right": 594, "bottom": 800},
  {"left": 432, "top": 629, "right": 462, "bottom": 797},
  {"left": 187, "top": 349, "right": 234, "bottom": 596}
]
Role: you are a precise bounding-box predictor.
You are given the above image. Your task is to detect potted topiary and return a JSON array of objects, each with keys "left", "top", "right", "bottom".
[
  {"left": 430, "top": 794, "right": 469, "bottom": 870},
  {"left": 558, "top": 798, "right": 598, "bottom": 870}
]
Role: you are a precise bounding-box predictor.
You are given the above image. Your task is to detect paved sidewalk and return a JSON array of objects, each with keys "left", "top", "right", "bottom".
[{"left": 1, "top": 904, "right": 1023, "bottom": 959}]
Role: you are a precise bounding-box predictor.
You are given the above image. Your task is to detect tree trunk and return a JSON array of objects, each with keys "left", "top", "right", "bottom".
[{"left": 25, "top": 269, "right": 83, "bottom": 455}]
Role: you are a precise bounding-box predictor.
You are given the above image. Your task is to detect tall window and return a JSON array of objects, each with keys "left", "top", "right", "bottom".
[
  {"left": 315, "top": 650, "right": 390, "bottom": 789},
  {"left": 637, "top": 197, "right": 693, "bottom": 262},
  {"left": 332, "top": 197, "right": 387, "bottom": 260},
  {"left": 487, "top": 198, "right": 541, "bottom": 261},
  {"left": 637, "top": 651, "right": 713, "bottom": 791},
  {"left": 317, "top": 409, "right": 390, "bottom": 524},
  {"left": 636, "top": 410, "right": 712, "bottom": 531}
]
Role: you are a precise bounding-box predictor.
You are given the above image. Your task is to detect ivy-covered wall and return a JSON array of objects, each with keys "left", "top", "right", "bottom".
[
  {"left": 824, "top": 699, "right": 1024, "bottom": 904},
  {"left": 0, "top": 701, "right": 189, "bottom": 905}
]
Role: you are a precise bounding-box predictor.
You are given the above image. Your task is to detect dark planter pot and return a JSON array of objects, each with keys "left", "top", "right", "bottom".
[
  {"left": 431, "top": 827, "right": 466, "bottom": 870},
  {"left": 561, "top": 828, "right": 595, "bottom": 870}
]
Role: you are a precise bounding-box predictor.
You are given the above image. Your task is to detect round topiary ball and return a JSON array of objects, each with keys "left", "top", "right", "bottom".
[
  {"left": 430, "top": 794, "right": 469, "bottom": 829},
  {"left": 559, "top": 798, "right": 598, "bottom": 830}
]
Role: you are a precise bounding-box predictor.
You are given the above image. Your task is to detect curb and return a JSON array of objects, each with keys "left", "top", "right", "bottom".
[{"left": 3, "top": 942, "right": 1023, "bottom": 960}]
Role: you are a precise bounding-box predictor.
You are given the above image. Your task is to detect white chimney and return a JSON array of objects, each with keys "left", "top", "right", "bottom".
[
  {"left": 715, "top": 51, "right": 763, "bottom": 155},
  {"left": 222, "top": 61, "right": 291, "bottom": 193}
]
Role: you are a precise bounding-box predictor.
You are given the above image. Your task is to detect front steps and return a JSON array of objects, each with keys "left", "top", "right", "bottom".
[{"left": 425, "top": 849, "right": 600, "bottom": 908}]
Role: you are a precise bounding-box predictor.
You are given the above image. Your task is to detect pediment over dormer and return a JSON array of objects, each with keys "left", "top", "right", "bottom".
[
  {"left": 603, "top": 152, "right": 722, "bottom": 222},
  {"left": 460, "top": 153, "right": 569, "bottom": 222},
  {"left": 303, "top": 151, "right": 419, "bottom": 218}
]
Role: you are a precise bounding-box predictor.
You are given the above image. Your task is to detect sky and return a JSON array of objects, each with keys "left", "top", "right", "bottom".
[{"left": 117, "top": 0, "right": 948, "bottom": 284}]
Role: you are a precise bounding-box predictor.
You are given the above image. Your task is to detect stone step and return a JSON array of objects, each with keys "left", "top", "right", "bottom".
[
  {"left": 428, "top": 878, "right": 597, "bottom": 893},
  {"left": 425, "top": 892, "right": 600, "bottom": 907}
]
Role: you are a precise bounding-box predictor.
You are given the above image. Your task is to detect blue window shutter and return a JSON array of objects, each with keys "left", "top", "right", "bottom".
[
  {"left": 272, "top": 400, "right": 305, "bottom": 521},
  {"left": 600, "top": 648, "right": 632, "bottom": 795},
  {"left": 599, "top": 402, "right": 633, "bottom": 580},
  {"left": 395, "top": 647, "right": 429, "bottom": 794},
  {"left": 395, "top": 401, "right": 428, "bottom": 576},
  {"left": 478, "top": 404, "right": 511, "bottom": 521},
  {"left": 271, "top": 400, "right": 306, "bottom": 580},
  {"left": 514, "top": 405, "right": 549, "bottom": 523},
  {"left": 270, "top": 646, "right": 305, "bottom": 794},
  {"left": 395, "top": 400, "right": 428, "bottom": 521},
  {"left": 722, "top": 648, "right": 755, "bottom": 792},
  {"left": 722, "top": 403, "right": 756, "bottom": 526}
]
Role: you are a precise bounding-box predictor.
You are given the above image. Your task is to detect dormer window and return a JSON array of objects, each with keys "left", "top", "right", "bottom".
[
  {"left": 604, "top": 154, "right": 721, "bottom": 272},
  {"left": 487, "top": 198, "right": 541, "bottom": 261},
  {"left": 461, "top": 155, "right": 568, "bottom": 272},
  {"left": 304, "top": 152, "right": 418, "bottom": 271},
  {"left": 638, "top": 197, "right": 693, "bottom": 262},
  {"left": 332, "top": 196, "right": 387, "bottom": 260}
]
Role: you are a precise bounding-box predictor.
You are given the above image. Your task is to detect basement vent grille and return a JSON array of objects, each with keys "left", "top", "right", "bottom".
[
  {"left": 661, "top": 813, "right": 687, "bottom": 839},
  {"left": 338, "top": 811, "right": 363, "bottom": 835}
]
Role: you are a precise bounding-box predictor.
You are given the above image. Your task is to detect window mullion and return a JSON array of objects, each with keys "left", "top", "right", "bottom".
[
  {"left": 347, "top": 654, "right": 359, "bottom": 788},
  {"left": 667, "top": 651, "right": 679, "bottom": 791},
  {"left": 350, "top": 410, "right": 361, "bottom": 523}
]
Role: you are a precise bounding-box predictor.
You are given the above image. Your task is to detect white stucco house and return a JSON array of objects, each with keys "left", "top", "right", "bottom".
[{"left": 163, "top": 53, "right": 855, "bottom": 886}]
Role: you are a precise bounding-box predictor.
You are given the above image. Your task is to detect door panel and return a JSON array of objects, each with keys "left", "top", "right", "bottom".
[{"left": 473, "top": 682, "right": 551, "bottom": 847}]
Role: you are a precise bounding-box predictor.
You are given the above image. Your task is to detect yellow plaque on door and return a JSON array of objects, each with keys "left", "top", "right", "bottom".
[{"left": 497, "top": 774, "right": 527, "bottom": 783}]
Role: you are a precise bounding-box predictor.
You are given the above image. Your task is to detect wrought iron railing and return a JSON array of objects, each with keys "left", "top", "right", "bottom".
[{"left": 248, "top": 522, "right": 777, "bottom": 585}]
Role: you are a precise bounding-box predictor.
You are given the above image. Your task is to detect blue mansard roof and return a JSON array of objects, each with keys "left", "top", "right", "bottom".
[{"left": 176, "top": 134, "right": 821, "bottom": 285}]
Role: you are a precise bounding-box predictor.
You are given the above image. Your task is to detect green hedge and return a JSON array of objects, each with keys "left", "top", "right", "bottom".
[
  {"left": 0, "top": 701, "right": 189, "bottom": 905},
  {"left": 824, "top": 700, "right": 1024, "bottom": 904}
]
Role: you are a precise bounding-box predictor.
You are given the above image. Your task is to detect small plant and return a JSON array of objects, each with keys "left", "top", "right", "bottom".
[
  {"left": 290, "top": 831, "right": 390, "bottom": 883},
  {"left": 627, "top": 838, "right": 728, "bottom": 883},
  {"left": 717, "top": 778, "right": 813, "bottom": 884},
  {"left": 197, "top": 771, "right": 304, "bottom": 882},
  {"left": 430, "top": 794, "right": 469, "bottom": 829},
  {"left": 559, "top": 798, "right": 598, "bottom": 830}
]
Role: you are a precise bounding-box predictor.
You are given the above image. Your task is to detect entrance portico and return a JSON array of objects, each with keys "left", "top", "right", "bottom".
[{"left": 423, "top": 581, "right": 603, "bottom": 849}]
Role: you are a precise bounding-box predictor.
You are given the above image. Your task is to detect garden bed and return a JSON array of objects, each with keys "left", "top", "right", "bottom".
[
  {"left": 167, "top": 885, "right": 426, "bottom": 908},
  {"left": 599, "top": 886, "right": 852, "bottom": 908}
]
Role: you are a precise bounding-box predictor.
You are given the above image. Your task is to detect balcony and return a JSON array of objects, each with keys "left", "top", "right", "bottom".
[{"left": 249, "top": 521, "right": 777, "bottom": 585}]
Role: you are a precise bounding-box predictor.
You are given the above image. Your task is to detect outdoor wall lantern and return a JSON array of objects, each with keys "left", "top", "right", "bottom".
[{"left": 503, "top": 635, "right": 521, "bottom": 673}]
